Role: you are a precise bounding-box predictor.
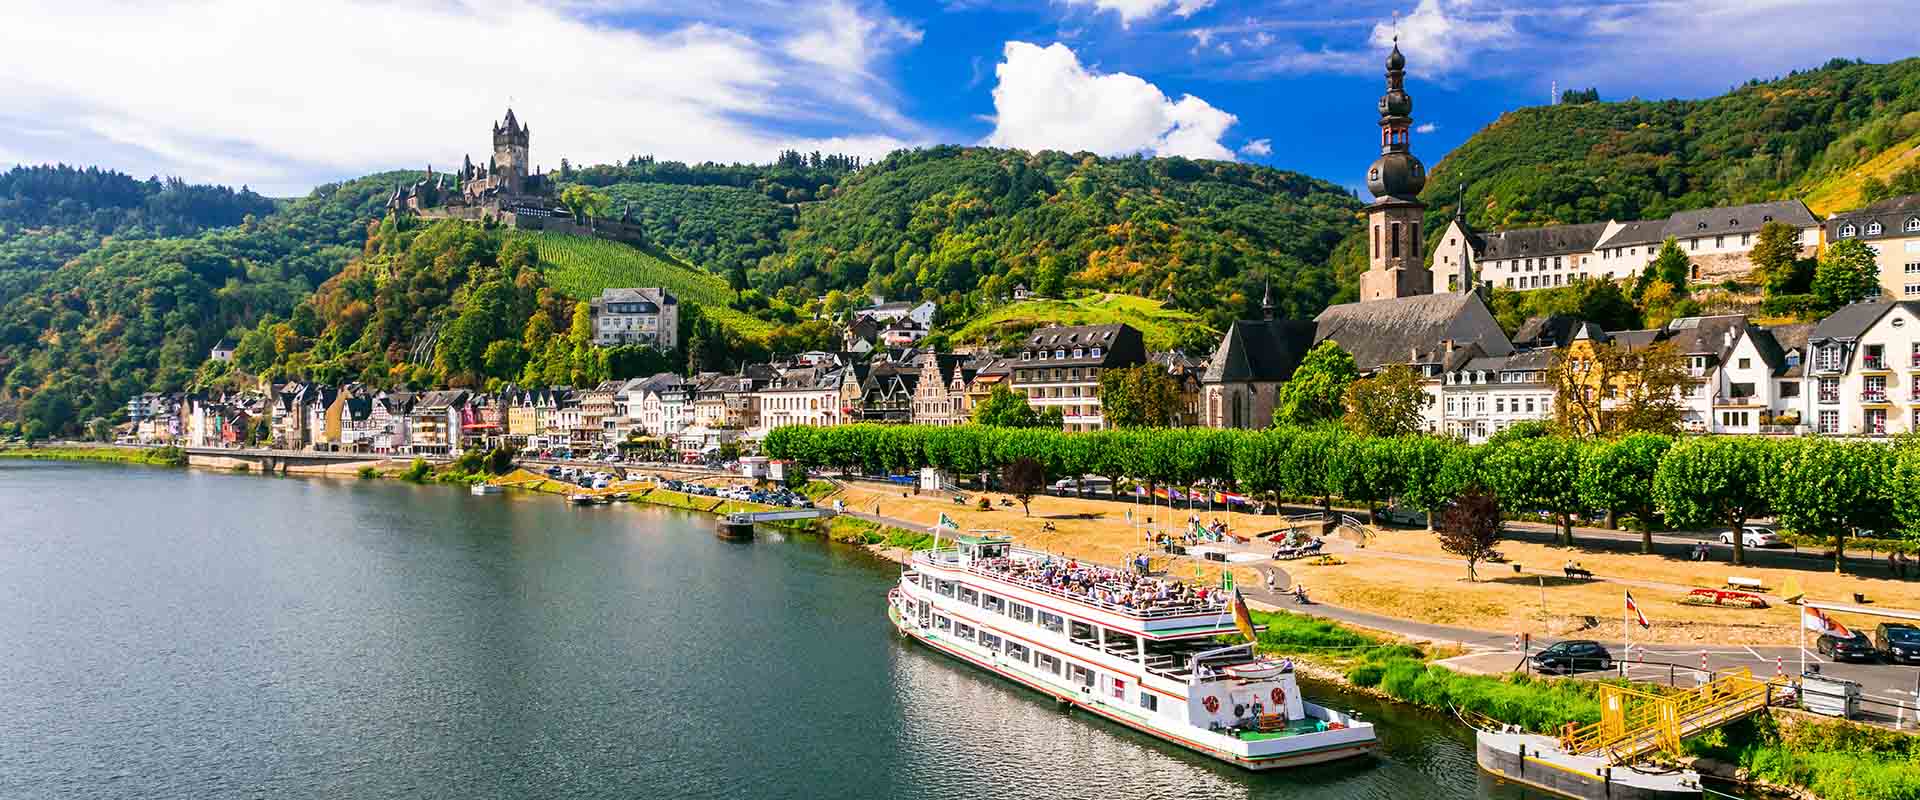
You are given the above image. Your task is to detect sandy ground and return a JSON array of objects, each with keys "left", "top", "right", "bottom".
[{"left": 805, "top": 477, "right": 1920, "bottom": 647}]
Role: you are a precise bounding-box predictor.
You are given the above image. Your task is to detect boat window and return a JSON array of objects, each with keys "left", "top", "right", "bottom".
[
  {"left": 1038, "top": 611, "right": 1064, "bottom": 634},
  {"left": 934, "top": 615, "right": 951, "bottom": 631},
  {"left": 1009, "top": 603, "right": 1034, "bottom": 624},
  {"left": 954, "top": 623, "right": 975, "bottom": 642},
  {"left": 1005, "top": 642, "right": 1030, "bottom": 663},
  {"left": 1070, "top": 620, "right": 1096, "bottom": 643},
  {"left": 1070, "top": 664, "right": 1095, "bottom": 688},
  {"left": 982, "top": 594, "right": 1006, "bottom": 615},
  {"left": 979, "top": 632, "right": 1002, "bottom": 651},
  {"left": 1037, "top": 653, "right": 1063, "bottom": 675},
  {"left": 1139, "top": 692, "right": 1158, "bottom": 712},
  {"left": 935, "top": 580, "right": 955, "bottom": 598},
  {"left": 959, "top": 587, "right": 979, "bottom": 605}
]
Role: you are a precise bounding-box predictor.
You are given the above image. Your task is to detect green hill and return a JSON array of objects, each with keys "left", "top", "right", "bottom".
[
  {"left": 947, "top": 293, "right": 1219, "bottom": 354},
  {"left": 1420, "top": 57, "right": 1920, "bottom": 233},
  {"left": 529, "top": 230, "right": 771, "bottom": 339},
  {"left": 762, "top": 146, "right": 1362, "bottom": 332}
]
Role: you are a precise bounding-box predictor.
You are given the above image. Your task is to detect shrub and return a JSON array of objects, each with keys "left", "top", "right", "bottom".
[
  {"left": 356, "top": 466, "right": 378, "bottom": 479},
  {"left": 399, "top": 458, "right": 431, "bottom": 483}
]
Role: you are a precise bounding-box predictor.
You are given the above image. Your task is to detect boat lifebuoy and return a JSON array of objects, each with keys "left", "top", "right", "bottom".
[
  {"left": 1271, "top": 687, "right": 1285, "bottom": 705},
  {"left": 1202, "top": 695, "right": 1219, "bottom": 713}
]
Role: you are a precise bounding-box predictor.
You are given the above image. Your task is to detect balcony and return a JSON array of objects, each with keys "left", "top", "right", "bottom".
[
  {"left": 1818, "top": 391, "right": 1840, "bottom": 404},
  {"left": 1862, "top": 390, "right": 1892, "bottom": 405},
  {"left": 1862, "top": 356, "right": 1891, "bottom": 372}
]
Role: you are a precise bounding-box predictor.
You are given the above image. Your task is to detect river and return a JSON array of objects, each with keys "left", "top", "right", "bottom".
[{"left": 0, "top": 462, "right": 1556, "bottom": 799}]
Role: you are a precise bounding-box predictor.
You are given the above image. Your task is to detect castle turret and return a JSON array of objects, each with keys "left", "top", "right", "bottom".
[
  {"left": 491, "top": 108, "right": 530, "bottom": 195},
  {"left": 1358, "top": 39, "right": 1433, "bottom": 302}
]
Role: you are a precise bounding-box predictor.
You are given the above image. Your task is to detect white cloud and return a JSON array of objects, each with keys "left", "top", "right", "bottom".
[
  {"left": 1065, "top": 0, "right": 1215, "bottom": 26},
  {"left": 1238, "top": 138, "right": 1272, "bottom": 157},
  {"left": 983, "top": 41, "right": 1237, "bottom": 160},
  {"left": 1415, "top": 122, "right": 1438, "bottom": 134},
  {"left": 0, "top": 0, "right": 926, "bottom": 194},
  {"left": 1369, "top": 0, "right": 1515, "bottom": 76}
]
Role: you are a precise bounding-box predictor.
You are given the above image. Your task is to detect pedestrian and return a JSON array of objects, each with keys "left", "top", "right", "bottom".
[
  {"left": 1898, "top": 550, "right": 1910, "bottom": 580},
  {"left": 1264, "top": 570, "right": 1277, "bottom": 593},
  {"left": 1891, "top": 550, "right": 1901, "bottom": 579}
]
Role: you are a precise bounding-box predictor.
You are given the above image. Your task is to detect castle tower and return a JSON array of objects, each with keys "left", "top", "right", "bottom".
[
  {"left": 1358, "top": 40, "right": 1432, "bottom": 302},
  {"left": 492, "top": 108, "right": 530, "bottom": 195}
]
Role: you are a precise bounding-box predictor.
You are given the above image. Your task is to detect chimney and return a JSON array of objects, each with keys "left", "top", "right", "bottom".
[{"left": 1443, "top": 339, "right": 1456, "bottom": 357}]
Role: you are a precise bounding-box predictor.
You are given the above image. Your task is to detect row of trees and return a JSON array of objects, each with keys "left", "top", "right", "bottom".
[{"left": 762, "top": 422, "right": 1920, "bottom": 569}]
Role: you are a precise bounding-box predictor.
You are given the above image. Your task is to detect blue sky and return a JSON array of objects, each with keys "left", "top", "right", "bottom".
[{"left": 0, "top": 0, "right": 1912, "bottom": 196}]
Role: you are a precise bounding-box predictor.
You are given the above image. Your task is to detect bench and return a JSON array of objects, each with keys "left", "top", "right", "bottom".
[
  {"left": 1563, "top": 567, "right": 1594, "bottom": 580},
  {"left": 1726, "top": 576, "right": 1765, "bottom": 590}
]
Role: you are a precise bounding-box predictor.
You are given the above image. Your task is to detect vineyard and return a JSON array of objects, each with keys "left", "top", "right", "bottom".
[
  {"left": 529, "top": 231, "right": 773, "bottom": 340},
  {"left": 948, "top": 293, "right": 1219, "bottom": 353}
]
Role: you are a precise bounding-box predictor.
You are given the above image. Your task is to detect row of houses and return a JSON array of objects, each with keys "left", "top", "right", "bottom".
[{"left": 1435, "top": 193, "right": 1920, "bottom": 299}]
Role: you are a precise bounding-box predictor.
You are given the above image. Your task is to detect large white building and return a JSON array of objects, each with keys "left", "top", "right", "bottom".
[{"left": 590, "top": 287, "right": 678, "bottom": 350}]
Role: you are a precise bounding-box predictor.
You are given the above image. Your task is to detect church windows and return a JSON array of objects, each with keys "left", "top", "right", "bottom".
[
  {"left": 1390, "top": 222, "right": 1402, "bottom": 258},
  {"left": 1373, "top": 225, "right": 1380, "bottom": 258}
]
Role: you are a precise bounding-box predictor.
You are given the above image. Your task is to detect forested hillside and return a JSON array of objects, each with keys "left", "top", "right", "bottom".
[
  {"left": 759, "top": 146, "right": 1363, "bottom": 331},
  {"left": 1421, "top": 57, "right": 1920, "bottom": 234},
  {"left": 0, "top": 172, "right": 410, "bottom": 436}
]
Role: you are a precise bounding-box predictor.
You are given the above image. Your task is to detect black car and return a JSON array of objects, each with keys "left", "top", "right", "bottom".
[
  {"left": 1817, "top": 631, "right": 1881, "bottom": 663},
  {"left": 1875, "top": 624, "right": 1920, "bottom": 664},
  {"left": 1530, "top": 640, "right": 1614, "bottom": 674}
]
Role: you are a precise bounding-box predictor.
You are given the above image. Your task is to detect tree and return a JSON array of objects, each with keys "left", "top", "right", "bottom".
[
  {"left": 1635, "top": 237, "right": 1692, "bottom": 300},
  {"left": 1653, "top": 437, "right": 1774, "bottom": 566},
  {"left": 1274, "top": 341, "right": 1357, "bottom": 427},
  {"left": 1751, "top": 221, "right": 1804, "bottom": 294},
  {"left": 973, "top": 385, "right": 1051, "bottom": 428},
  {"left": 558, "top": 185, "right": 611, "bottom": 226},
  {"left": 1769, "top": 438, "right": 1894, "bottom": 573},
  {"left": 1341, "top": 364, "right": 1433, "bottom": 437},
  {"left": 1438, "top": 489, "right": 1504, "bottom": 581},
  {"left": 1576, "top": 434, "right": 1671, "bottom": 552},
  {"left": 86, "top": 416, "right": 112, "bottom": 442},
  {"left": 1002, "top": 456, "right": 1047, "bottom": 517},
  {"left": 1812, "top": 238, "right": 1880, "bottom": 311},
  {"left": 1549, "top": 341, "right": 1690, "bottom": 437},
  {"left": 1396, "top": 435, "right": 1459, "bottom": 531},
  {"left": 1481, "top": 436, "right": 1583, "bottom": 545},
  {"left": 1099, "top": 363, "right": 1181, "bottom": 428}
]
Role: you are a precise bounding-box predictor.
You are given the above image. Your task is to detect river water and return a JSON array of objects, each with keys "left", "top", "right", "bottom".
[{"left": 0, "top": 462, "right": 1555, "bottom": 799}]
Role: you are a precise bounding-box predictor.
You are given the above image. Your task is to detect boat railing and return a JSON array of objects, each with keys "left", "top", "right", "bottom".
[{"left": 959, "top": 563, "right": 1227, "bottom": 621}]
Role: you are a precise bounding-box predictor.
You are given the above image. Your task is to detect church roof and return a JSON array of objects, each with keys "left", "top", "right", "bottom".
[
  {"left": 1312, "top": 293, "right": 1513, "bottom": 371},
  {"left": 1595, "top": 219, "right": 1668, "bottom": 250},
  {"left": 1201, "top": 319, "right": 1317, "bottom": 384}
]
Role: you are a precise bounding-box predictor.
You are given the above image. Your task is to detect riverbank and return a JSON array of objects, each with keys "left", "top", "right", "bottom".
[{"left": 0, "top": 444, "right": 185, "bottom": 466}]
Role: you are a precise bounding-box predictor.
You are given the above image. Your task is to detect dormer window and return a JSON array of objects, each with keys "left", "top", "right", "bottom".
[
  {"left": 1090, "top": 347, "right": 1101, "bottom": 358},
  {"left": 1054, "top": 349, "right": 1065, "bottom": 359},
  {"left": 1021, "top": 352, "right": 1031, "bottom": 361},
  {"left": 1907, "top": 218, "right": 1920, "bottom": 233},
  {"left": 1841, "top": 223, "right": 1857, "bottom": 238},
  {"left": 1762, "top": 215, "right": 1772, "bottom": 222},
  {"left": 1072, "top": 348, "right": 1083, "bottom": 359},
  {"left": 1729, "top": 219, "right": 1738, "bottom": 226},
  {"left": 1697, "top": 221, "right": 1708, "bottom": 229}
]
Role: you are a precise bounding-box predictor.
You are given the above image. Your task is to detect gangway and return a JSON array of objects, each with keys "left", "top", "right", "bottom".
[{"left": 1559, "top": 669, "right": 1785, "bottom": 764}]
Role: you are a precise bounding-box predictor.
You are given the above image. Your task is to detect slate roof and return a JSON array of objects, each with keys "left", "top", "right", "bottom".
[
  {"left": 1201, "top": 319, "right": 1317, "bottom": 383},
  {"left": 1658, "top": 315, "right": 1749, "bottom": 358},
  {"left": 1512, "top": 314, "right": 1591, "bottom": 350},
  {"left": 1810, "top": 300, "right": 1899, "bottom": 342},
  {"left": 591, "top": 287, "right": 675, "bottom": 311},
  {"left": 1312, "top": 293, "right": 1513, "bottom": 371},
  {"left": 1476, "top": 222, "right": 1611, "bottom": 261},
  {"left": 1827, "top": 193, "right": 1920, "bottom": 243},
  {"left": 1017, "top": 323, "right": 1145, "bottom": 368},
  {"left": 1663, "top": 200, "right": 1816, "bottom": 240},
  {"left": 1595, "top": 219, "right": 1668, "bottom": 250}
]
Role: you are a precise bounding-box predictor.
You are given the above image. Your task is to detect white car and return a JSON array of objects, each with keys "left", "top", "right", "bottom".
[{"left": 1719, "top": 526, "right": 1782, "bottom": 548}]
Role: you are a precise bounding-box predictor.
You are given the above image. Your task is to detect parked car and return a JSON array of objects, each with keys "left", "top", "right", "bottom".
[
  {"left": 1378, "top": 504, "right": 1427, "bottom": 527},
  {"left": 1875, "top": 624, "right": 1920, "bottom": 664},
  {"left": 1817, "top": 631, "right": 1881, "bottom": 663},
  {"left": 1719, "top": 526, "right": 1782, "bottom": 548},
  {"left": 1530, "top": 640, "right": 1614, "bottom": 674}
]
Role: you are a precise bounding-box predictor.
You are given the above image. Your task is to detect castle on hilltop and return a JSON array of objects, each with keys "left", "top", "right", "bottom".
[{"left": 388, "top": 109, "right": 648, "bottom": 247}]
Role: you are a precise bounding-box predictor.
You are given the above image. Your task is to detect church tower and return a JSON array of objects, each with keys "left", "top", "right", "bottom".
[
  {"left": 1358, "top": 41, "right": 1432, "bottom": 302},
  {"left": 492, "top": 108, "right": 531, "bottom": 195}
]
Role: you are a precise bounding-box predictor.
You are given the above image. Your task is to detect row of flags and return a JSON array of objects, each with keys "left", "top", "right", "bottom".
[{"left": 1126, "top": 486, "right": 1250, "bottom": 505}]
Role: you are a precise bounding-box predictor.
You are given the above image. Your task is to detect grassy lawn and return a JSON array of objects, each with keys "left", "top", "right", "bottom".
[
  {"left": 0, "top": 445, "right": 185, "bottom": 466},
  {"left": 528, "top": 231, "right": 772, "bottom": 340},
  {"left": 946, "top": 293, "right": 1218, "bottom": 353}
]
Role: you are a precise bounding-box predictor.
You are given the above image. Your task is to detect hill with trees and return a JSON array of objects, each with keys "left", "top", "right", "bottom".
[{"left": 1420, "top": 57, "right": 1920, "bottom": 234}]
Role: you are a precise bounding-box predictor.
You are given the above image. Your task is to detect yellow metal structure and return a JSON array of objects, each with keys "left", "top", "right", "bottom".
[{"left": 1559, "top": 669, "right": 1782, "bottom": 764}]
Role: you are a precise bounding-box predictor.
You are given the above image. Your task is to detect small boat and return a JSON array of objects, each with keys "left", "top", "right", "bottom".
[
  {"left": 470, "top": 484, "right": 502, "bottom": 496},
  {"left": 568, "top": 494, "right": 595, "bottom": 505},
  {"left": 611, "top": 492, "right": 631, "bottom": 502},
  {"left": 593, "top": 495, "right": 614, "bottom": 505},
  {"left": 717, "top": 513, "right": 756, "bottom": 539}
]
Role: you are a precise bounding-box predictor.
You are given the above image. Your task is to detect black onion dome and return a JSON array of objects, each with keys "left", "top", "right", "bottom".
[
  {"left": 1386, "top": 43, "right": 1406, "bottom": 72},
  {"left": 1367, "top": 152, "right": 1427, "bottom": 200},
  {"left": 1378, "top": 89, "right": 1412, "bottom": 118}
]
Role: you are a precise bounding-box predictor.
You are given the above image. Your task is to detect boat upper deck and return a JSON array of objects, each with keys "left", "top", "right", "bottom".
[{"left": 913, "top": 545, "right": 1234, "bottom": 625}]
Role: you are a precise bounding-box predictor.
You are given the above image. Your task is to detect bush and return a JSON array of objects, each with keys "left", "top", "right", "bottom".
[
  {"left": 356, "top": 466, "right": 378, "bottom": 479},
  {"left": 399, "top": 458, "right": 431, "bottom": 483}
]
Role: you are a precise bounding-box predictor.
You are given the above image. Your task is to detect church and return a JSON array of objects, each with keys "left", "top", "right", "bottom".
[{"left": 1201, "top": 41, "right": 1513, "bottom": 429}]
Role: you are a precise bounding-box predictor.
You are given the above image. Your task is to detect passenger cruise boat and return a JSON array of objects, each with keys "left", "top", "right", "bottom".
[{"left": 888, "top": 533, "right": 1377, "bottom": 770}]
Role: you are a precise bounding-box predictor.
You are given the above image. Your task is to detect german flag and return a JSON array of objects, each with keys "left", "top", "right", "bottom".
[{"left": 1231, "top": 585, "right": 1258, "bottom": 643}]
